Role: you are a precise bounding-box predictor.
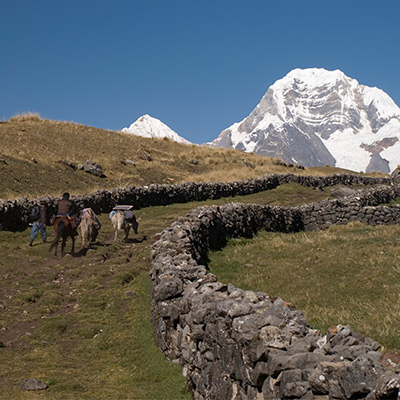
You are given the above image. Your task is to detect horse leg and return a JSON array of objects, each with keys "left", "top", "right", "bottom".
[
  {"left": 81, "top": 227, "right": 86, "bottom": 248},
  {"left": 124, "top": 225, "right": 131, "bottom": 242},
  {"left": 114, "top": 221, "right": 122, "bottom": 241},
  {"left": 81, "top": 219, "right": 89, "bottom": 248},
  {"left": 89, "top": 225, "right": 96, "bottom": 246},
  {"left": 61, "top": 237, "right": 66, "bottom": 257},
  {"left": 82, "top": 231, "right": 87, "bottom": 248},
  {"left": 49, "top": 236, "right": 59, "bottom": 256},
  {"left": 49, "top": 219, "right": 63, "bottom": 256},
  {"left": 132, "top": 218, "right": 139, "bottom": 235},
  {"left": 71, "top": 235, "right": 75, "bottom": 254},
  {"left": 91, "top": 225, "right": 98, "bottom": 244}
]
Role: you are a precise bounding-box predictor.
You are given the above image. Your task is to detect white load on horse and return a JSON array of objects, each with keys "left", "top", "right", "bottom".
[{"left": 109, "top": 205, "right": 139, "bottom": 242}]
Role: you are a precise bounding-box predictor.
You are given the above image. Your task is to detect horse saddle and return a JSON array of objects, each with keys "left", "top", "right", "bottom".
[
  {"left": 69, "top": 217, "right": 77, "bottom": 229},
  {"left": 52, "top": 215, "right": 77, "bottom": 229}
]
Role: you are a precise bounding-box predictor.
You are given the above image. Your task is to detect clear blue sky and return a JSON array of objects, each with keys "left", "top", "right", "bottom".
[{"left": 1, "top": 0, "right": 400, "bottom": 144}]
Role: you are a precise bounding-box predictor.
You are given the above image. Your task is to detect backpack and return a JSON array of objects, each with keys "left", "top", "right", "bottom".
[{"left": 30, "top": 205, "right": 40, "bottom": 221}]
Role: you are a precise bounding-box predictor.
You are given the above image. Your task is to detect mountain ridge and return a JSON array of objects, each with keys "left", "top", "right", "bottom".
[{"left": 210, "top": 68, "right": 400, "bottom": 173}]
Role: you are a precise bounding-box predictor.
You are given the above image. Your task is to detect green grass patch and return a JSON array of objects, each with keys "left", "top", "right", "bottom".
[
  {"left": 209, "top": 222, "right": 400, "bottom": 351},
  {"left": 0, "top": 209, "right": 193, "bottom": 399},
  {"left": 0, "top": 184, "right": 373, "bottom": 398}
]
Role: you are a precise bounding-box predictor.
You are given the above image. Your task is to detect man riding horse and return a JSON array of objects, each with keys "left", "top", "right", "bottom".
[
  {"left": 49, "top": 193, "right": 80, "bottom": 256},
  {"left": 56, "top": 192, "right": 79, "bottom": 230}
]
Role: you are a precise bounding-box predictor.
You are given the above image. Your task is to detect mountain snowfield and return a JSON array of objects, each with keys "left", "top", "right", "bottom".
[
  {"left": 211, "top": 68, "right": 400, "bottom": 173},
  {"left": 121, "top": 114, "right": 191, "bottom": 144}
]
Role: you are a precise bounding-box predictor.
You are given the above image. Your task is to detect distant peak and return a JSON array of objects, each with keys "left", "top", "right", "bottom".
[
  {"left": 287, "top": 67, "right": 346, "bottom": 78},
  {"left": 138, "top": 114, "right": 155, "bottom": 122},
  {"left": 121, "top": 114, "right": 191, "bottom": 144},
  {"left": 273, "top": 68, "right": 353, "bottom": 91}
]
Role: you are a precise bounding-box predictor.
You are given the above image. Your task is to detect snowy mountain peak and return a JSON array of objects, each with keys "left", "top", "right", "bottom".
[
  {"left": 121, "top": 114, "right": 190, "bottom": 144},
  {"left": 211, "top": 68, "right": 400, "bottom": 173},
  {"left": 273, "top": 68, "right": 348, "bottom": 90}
]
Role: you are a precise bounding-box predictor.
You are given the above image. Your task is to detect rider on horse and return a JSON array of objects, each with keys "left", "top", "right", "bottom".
[
  {"left": 56, "top": 193, "right": 79, "bottom": 231},
  {"left": 49, "top": 193, "right": 80, "bottom": 256}
]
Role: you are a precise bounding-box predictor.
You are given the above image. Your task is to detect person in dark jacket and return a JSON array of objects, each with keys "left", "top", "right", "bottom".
[
  {"left": 56, "top": 192, "right": 79, "bottom": 230},
  {"left": 29, "top": 200, "right": 47, "bottom": 246},
  {"left": 57, "top": 192, "right": 78, "bottom": 215}
]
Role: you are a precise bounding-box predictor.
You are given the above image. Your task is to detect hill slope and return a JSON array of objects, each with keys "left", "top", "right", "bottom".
[{"left": 0, "top": 115, "right": 359, "bottom": 200}]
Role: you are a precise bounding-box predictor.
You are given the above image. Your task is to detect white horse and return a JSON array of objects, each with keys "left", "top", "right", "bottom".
[
  {"left": 79, "top": 208, "right": 100, "bottom": 248},
  {"left": 111, "top": 210, "right": 139, "bottom": 242}
]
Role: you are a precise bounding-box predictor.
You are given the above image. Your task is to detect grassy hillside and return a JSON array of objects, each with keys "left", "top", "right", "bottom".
[
  {"left": 0, "top": 184, "right": 334, "bottom": 399},
  {"left": 0, "top": 114, "right": 396, "bottom": 398},
  {"left": 0, "top": 114, "right": 375, "bottom": 200},
  {"left": 209, "top": 222, "right": 400, "bottom": 351}
]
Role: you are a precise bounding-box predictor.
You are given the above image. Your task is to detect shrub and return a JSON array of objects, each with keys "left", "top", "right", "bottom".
[{"left": 9, "top": 112, "right": 42, "bottom": 122}]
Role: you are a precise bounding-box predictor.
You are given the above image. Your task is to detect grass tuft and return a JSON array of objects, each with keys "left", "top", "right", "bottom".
[{"left": 8, "top": 111, "right": 42, "bottom": 122}]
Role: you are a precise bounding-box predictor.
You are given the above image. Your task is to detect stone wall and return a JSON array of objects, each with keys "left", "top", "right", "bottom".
[
  {"left": 150, "top": 185, "right": 400, "bottom": 399},
  {"left": 0, "top": 173, "right": 391, "bottom": 230},
  {"left": 2, "top": 173, "right": 399, "bottom": 397}
]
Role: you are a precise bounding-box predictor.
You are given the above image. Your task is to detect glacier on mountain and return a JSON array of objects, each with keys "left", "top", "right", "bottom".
[
  {"left": 122, "top": 114, "right": 191, "bottom": 145},
  {"left": 211, "top": 68, "right": 400, "bottom": 173}
]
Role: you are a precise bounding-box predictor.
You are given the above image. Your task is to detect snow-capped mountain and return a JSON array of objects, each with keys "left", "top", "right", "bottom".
[
  {"left": 211, "top": 68, "right": 400, "bottom": 173},
  {"left": 122, "top": 114, "right": 191, "bottom": 144}
]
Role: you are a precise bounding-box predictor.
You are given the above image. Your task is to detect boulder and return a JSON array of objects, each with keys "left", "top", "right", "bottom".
[
  {"left": 20, "top": 378, "right": 48, "bottom": 391},
  {"left": 83, "top": 160, "right": 106, "bottom": 178}
]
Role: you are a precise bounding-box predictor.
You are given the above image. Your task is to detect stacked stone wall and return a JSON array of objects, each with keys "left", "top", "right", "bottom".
[
  {"left": 0, "top": 173, "right": 391, "bottom": 230},
  {"left": 151, "top": 184, "right": 400, "bottom": 399},
  {"left": 2, "top": 173, "right": 400, "bottom": 397}
]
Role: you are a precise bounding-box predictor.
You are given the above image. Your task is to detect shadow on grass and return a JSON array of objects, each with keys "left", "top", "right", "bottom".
[
  {"left": 72, "top": 248, "right": 89, "bottom": 257},
  {"left": 91, "top": 241, "right": 112, "bottom": 248},
  {"left": 125, "top": 235, "right": 147, "bottom": 244}
]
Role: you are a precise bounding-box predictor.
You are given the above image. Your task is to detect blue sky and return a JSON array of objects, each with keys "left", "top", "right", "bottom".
[{"left": 1, "top": 0, "right": 400, "bottom": 143}]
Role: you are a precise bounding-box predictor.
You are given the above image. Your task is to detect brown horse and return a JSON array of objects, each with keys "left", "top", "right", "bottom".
[{"left": 49, "top": 216, "right": 76, "bottom": 257}]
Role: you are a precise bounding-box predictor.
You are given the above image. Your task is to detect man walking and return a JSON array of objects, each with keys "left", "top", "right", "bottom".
[{"left": 29, "top": 200, "right": 47, "bottom": 246}]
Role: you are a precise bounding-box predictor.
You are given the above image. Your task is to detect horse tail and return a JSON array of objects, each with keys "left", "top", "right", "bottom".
[{"left": 49, "top": 219, "right": 65, "bottom": 251}]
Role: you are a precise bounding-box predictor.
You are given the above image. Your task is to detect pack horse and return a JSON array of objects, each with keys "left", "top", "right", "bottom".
[
  {"left": 79, "top": 208, "right": 101, "bottom": 248},
  {"left": 110, "top": 205, "right": 139, "bottom": 242}
]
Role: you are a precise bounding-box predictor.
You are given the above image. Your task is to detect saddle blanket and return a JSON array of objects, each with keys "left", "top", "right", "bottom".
[{"left": 112, "top": 205, "right": 134, "bottom": 211}]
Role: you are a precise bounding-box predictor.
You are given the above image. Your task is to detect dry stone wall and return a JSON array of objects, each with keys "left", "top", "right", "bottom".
[
  {"left": 151, "top": 185, "right": 400, "bottom": 400},
  {"left": 1, "top": 173, "right": 400, "bottom": 397},
  {"left": 0, "top": 173, "right": 391, "bottom": 230}
]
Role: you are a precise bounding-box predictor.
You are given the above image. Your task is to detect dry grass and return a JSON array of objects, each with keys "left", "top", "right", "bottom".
[
  {"left": 0, "top": 118, "right": 369, "bottom": 200},
  {"left": 8, "top": 111, "right": 43, "bottom": 122}
]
